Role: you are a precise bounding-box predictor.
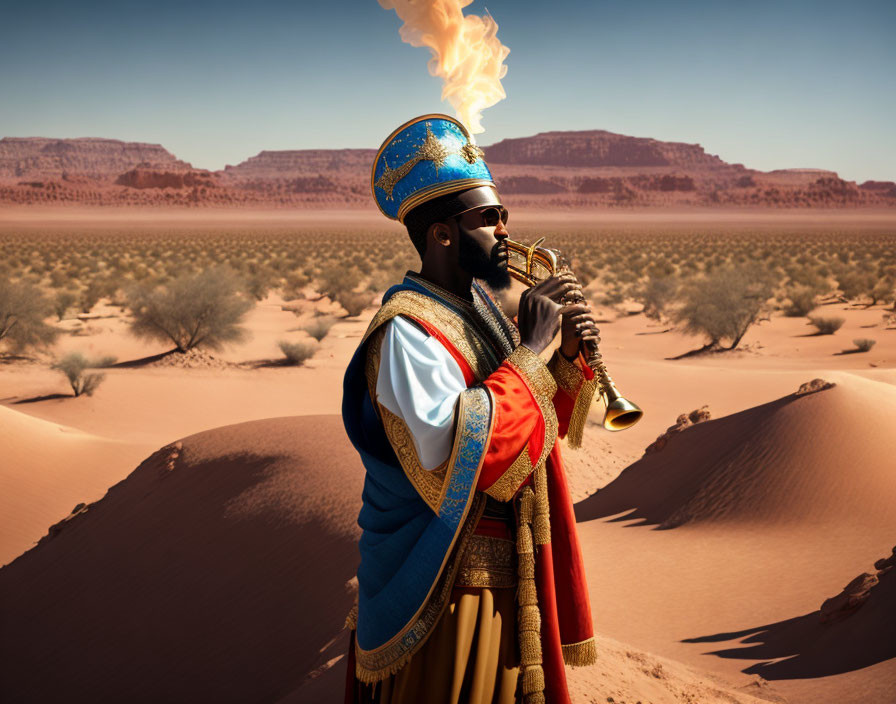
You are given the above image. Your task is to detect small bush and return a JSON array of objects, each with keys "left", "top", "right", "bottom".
[
  {"left": 809, "top": 315, "right": 845, "bottom": 334},
  {"left": 782, "top": 284, "right": 818, "bottom": 317},
  {"left": 300, "top": 315, "right": 336, "bottom": 342},
  {"left": 853, "top": 338, "right": 876, "bottom": 352},
  {"left": 335, "top": 290, "right": 374, "bottom": 318},
  {"left": 638, "top": 275, "right": 678, "bottom": 321},
  {"left": 673, "top": 264, "right": 775, "bottom": 350},
  {"left": 278, "top": 339, "right": 317, "bottom": 365},
  {"left": 127, "top": 267, "right": 254, "bottom": 352},
  {"left": 54, "top": 290, "right": 77, "bottom": 321},
  {"left": 0, "top": 277, "right": 58, "bottom": 355},
  {"left": 52, "top": 352, "right": 106, "bottom": 396}
]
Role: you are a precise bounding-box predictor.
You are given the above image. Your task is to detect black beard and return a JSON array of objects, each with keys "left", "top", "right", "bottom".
[{"left": 457, "top": 228, "right": 511, "bottom": 291}]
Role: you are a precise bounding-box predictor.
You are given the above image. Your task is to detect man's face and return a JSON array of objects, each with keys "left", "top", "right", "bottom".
[{"left": 454, "top": 205, "right": 511, "bottom": 291}]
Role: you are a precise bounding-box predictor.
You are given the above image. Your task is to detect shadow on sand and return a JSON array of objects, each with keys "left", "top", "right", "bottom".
[{"left": 681, "top": 576, "right": 895, "bottom": 680}]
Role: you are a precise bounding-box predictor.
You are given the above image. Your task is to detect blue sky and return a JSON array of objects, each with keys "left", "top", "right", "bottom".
[{"left": 1, "top": 0, "right": 893, "bottom": 181}]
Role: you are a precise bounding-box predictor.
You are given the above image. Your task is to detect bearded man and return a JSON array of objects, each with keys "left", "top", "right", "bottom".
[{"left": 342, "top": 115, "right": 600, "bottom": 704}]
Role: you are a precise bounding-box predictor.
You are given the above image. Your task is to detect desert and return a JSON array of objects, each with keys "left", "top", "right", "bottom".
[{"left": 1, "top": 201, "right": 894, "bottom": 703}]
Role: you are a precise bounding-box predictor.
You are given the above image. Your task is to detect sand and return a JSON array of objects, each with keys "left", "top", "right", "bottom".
[{"left": 1, "top": 210, "right": 895, "bottom": 703}]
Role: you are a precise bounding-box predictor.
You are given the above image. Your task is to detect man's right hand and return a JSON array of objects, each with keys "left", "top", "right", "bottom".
[{"left": 517, "top": 273, "right": 579, "bottom": 355}]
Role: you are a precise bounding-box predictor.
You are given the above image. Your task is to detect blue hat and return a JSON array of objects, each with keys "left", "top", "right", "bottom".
[{"left": 372, "top": 114, "right": 500, "bottom": 223}]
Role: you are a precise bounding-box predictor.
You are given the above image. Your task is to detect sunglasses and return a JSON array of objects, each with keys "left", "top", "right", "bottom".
[{"left": 455, "top": 206, "right": 509, "bottom": 229}]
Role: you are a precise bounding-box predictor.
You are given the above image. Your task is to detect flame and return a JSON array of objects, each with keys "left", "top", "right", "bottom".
[{"left": 378, "top": 0, "right": 510, "bottom": 137}]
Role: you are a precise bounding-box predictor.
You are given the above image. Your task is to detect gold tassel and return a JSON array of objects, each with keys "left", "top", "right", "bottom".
[
  {"left": 516, "top": 485, "right": 546, "bottom": 703},
  {"left": 561, "top": 637, "right": 598, "bottom": 667},
  {"left": 344, "top": 603, "right": 358, "bottom": 630},
  {"left": 522, "top": 665, "right": 545, "bottom": 693},
  {"left": 566, "top": 376, "right": 598, "bottom": 449},
  {"left": 517, "top": 578, "right": 537, "bottom": 606},
  {"left": 532, "top": 462, "right": 551, "bottom": 546}
]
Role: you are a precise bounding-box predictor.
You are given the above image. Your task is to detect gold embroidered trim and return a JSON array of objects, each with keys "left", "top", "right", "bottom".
[
  {"left": 364, "top": 325, "right": 448, "bottom": 511},
  {"left": 532, "top": 460, "right": 551, "bottom": 546},
  {"left": 485, "top": 345, "right": 559, "bottom": 509},
  {"left": 508, "top": 345, "right": 558, "bottom": 402},
  {"left": 362, "top": 291, "right": 501, "bottom": 382},
  {"left": 455, "top": 534, "right": 516, "bottom": 588},
  {"left": 548, "top": 350, "right": 598, "bottom": 450},
  {"left": 562, "top": 637, "right": 598, "bottom": 667},
  {"left": 483, "top": 441, "right": 534, "bottom": 503},
  {"left": 547, "top": 348, "right": 584, "bottom": 397},
  {"left": 378, "top": 405, "right": 448, "bottom": 511},
  {"left": 398, "top": 178, "right": 497, "bottom": 223},
  {"left": 354, "top": 496, "right": 487, "bottom": 683}
]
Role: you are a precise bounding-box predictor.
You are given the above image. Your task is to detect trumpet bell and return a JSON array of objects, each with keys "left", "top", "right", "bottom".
[{"left": 603, "top": 396, "right": 644, "bottom": 431}]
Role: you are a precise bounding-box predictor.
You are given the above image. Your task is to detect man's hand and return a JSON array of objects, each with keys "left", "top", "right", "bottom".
[
  {"left": 517, "top": 273, "right": 579, "bottom": 355},
  {"left": 559, "top": 275, "right": 600, "bottom": 360}
]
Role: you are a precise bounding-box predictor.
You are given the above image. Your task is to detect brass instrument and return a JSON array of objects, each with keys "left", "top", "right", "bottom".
[{"left": 503, "top": 237, "right": 643, "bottom": 431}]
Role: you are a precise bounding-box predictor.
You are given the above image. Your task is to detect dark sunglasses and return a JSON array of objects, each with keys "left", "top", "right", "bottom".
[{"left": 455, "top": 206, "right": 509, "bottom": 229}]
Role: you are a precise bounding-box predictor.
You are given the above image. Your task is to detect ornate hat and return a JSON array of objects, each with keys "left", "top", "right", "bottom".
[{"left": 372, "top": 114, "right": 501, "bottom": 223}]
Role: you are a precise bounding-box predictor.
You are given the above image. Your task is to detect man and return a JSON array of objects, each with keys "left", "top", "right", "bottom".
[{"left": 343, "top": 115, "right": 599, "bottom": 704}]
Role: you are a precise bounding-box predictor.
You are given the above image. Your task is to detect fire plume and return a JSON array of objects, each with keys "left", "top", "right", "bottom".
[{"left": 378, "top": 0, "right": 510, "bottom": 137}]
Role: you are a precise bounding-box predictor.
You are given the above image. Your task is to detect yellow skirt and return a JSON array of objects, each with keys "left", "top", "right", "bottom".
[{"left": 354, "top": 587, "right": 520, "bottom": 704}]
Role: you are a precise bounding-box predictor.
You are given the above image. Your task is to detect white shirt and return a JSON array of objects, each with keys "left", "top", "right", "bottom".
[{"left": 375, "top": 315, "right": 467, "bottom": 470}]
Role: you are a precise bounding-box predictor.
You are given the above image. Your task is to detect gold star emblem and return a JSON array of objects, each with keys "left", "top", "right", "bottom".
[
  {"left": 416, "top": 124, "right": 450, "bottom": 172},
  {"left": 460, "top": 142, "right": 484, "bottom": 164}
]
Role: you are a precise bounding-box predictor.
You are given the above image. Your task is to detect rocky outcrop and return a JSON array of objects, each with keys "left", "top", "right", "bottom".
[
  {"left": 116, "top": 167, "right": 218, "bottom": 190},
  {"left": 819, "top": 545, "right": 895, "bottom": 624},
  {"left": 644, "top": 405, "right": 712, "bottom": 455},
  {"left": 2, "top": 131, "right": 893, "bottom": 208},
  {"left": 483, "top": 130, "right": 728, "bottom": 168},
  {"left": 0, "top": 137, "right": 185, "bottom": 181},
  {"left": 220, "top": 148, "right": 376, "bottom": 181}
]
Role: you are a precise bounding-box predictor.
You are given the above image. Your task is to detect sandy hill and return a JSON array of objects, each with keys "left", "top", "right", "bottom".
[
  {"left": 575, "top": 380, "right": 896, "bottom": 530},
  {"left": 1, "top": 412, "right": 785, "bottom": 704},
  {"left": 0, "top": 405, "right": 151, "bottom": 567},
  {"left": 0, "top": 415, "right": 364, "bottom": 703},
  {"left": 2, "top": 131, "right": 893, "bottom": 208},
  {"left": 573, "top": 378, "right": 896, "bottom": 704}
]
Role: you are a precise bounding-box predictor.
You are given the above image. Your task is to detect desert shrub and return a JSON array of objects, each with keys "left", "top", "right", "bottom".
[
  {"left": 870, "top": 278, "right": 894, "bottom": 306},
  {"left": 673, "top": 264, "right": 774, "bottom": 350},
  {"left": 52, "top": 352, "right": 106, "bottom": 396},
  {"left": 54, "top": 290, "right": 77, "bottom": 320},
  {"left": 0, "top": 277, "right": 58, "bottom": 355},
  {"left": 836, "top": 269, "right": 876, "bottom": 302},
  {"left": 278, "top": 339, "right": 317, "bottom": 365},
  {"left": 300, "top": 315, "right": 336, "bottom": 342},
  {"left": 782, "top": 284, "right": 818, "bottom": 317},
  {"left": 335, "top": 290, "right": 374, "bottom": 318},
  {"left": 638, "top": 275, "right": 678, "bottom": 321},
  {"left": 245, "top": 267, "right": 277, "bottom": 301},
  {"left": 316, "top": 264, "right": 363, "bottom": 300},
  {"left": 808, "top": 315, "right": 845, "bottom": 334},
  {"left": 282, "top": 270, "right": 310, "bottom": 300},
  {"left": 80, "top": 277, "right": 109, "bottom": 313},
  {"left": 853, "top": 338, "right": 876, "bottom": 352},
  {"left": 49, "top": 268, "right": 70, "bottom": 288},
  {"left": 126, "top": 266, "right": 254, "bottom": 352}
]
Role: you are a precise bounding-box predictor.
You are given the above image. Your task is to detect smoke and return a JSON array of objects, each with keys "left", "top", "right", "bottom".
[{"left": 378, "top": 0, "right": 510, "bottom": 137}]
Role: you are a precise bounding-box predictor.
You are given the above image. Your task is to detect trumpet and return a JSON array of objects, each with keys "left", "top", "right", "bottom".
[{"left": 503, "top": 237, "right": 643, "bottom": 431}]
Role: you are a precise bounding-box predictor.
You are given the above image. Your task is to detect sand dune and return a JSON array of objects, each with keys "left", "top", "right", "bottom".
[
  {"left": 576, "top": 378, "right": 896, "bottom": 530},
  {"left": 0, "top": 415, "right": 363, "bottom": 704},
  {"left": 0, "top": 413, "right": 789, "bottom": 704},
  {"left": 0, "top": 405, "right": 152, "bottom": 566},
  {"left": 574, "top": 377, "right": 896, "bottom": 704}
]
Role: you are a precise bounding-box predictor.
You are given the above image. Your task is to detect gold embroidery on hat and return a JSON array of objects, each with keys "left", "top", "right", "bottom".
[{"left": 375, "top": 123, "right": 481, "bottom": 201}]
